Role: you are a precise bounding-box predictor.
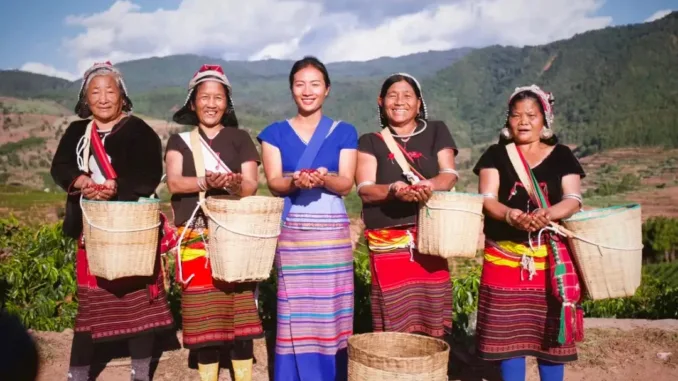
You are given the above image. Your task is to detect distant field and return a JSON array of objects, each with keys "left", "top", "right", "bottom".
[{"left": 0, "top": 97, "right": 70, "bottom": 116}]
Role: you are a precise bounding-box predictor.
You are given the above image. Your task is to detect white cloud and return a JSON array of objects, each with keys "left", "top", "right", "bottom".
[
  {"left": 20, "top": 62, "right": 78, "bottom": 81},
  {"left": 59, "top": 0, "right": 613, "bottom": 73},
  {"left": 645, "top": 9, "right": 672, "bottom": 23}
]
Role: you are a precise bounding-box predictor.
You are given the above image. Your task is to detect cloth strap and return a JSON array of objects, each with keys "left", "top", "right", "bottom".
[
  {"left": 281, "top": 116, "right": 339, "bottom": 221},
  {"left": 504, "top": 142, "right": 583, "bottom": 345},
  {"left": 376, "top": 128, "right": 423, "bottom": 184},
  {"left": 79, "top": 120, "right": 118, "bottom": 180}
]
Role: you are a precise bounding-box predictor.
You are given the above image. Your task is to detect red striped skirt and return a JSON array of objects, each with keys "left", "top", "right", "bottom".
[
  {"left": 75, "top": 240, "right": 174, "bottom": 342},
  {"left": 476, "top": 240, "right": 578, "bottom": 363},
  {"left": 366, "top": 228, "right": 453, "bottom": 338},
  {"left": 180, "top": 256, "right": 264, "bottom": 349}
]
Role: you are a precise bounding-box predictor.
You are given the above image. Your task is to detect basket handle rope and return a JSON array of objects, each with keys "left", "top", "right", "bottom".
[
  {"left": 199, "top": 199, "right": 282, "bottom": 239},
  {"left": 532, "top": 223, "right": 643, "bottom": 254},
  {"left": 174, "top": 201, "right": 203, "bottom": 286},
  {"left": 79, "top": 195, "right": 161, "bottom": 233},
  {"left": 424, "top": 204, "right": 484, "bottom": 216}
]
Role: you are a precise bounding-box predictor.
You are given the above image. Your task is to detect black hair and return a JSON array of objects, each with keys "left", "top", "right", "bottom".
[
  {"left": 500, "top": 90, "right": 558, "bottom": 145},
  {"left": 288, "top": 56, "right": 331, "bottom": 89},
  {"left": 378, "top": 74, "right": 425, "bottom": 128},
  {"left": 187, "top": 80, "right": 239, "bottom": 128}
]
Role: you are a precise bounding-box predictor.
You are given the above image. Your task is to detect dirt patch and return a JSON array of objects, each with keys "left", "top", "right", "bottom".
[{"left": 30, "top": 319, "right": 678, "bottom": 381}]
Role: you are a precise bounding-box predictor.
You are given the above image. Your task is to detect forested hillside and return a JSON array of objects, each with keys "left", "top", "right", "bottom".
[{"left": 0, "top": 12, "right": 676, "bottom": 149}]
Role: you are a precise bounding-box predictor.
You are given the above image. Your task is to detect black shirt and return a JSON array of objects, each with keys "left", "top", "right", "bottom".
[
  {"left": 165, "top": 127, "right": 260, "bottom": 226},
  {"left": 50, "top": 116, "right": 163, "bottom": 238},
  {"left": 473, "top": 143, "right": 585, "bottom": 242},
  {"left": 358, "top": 120, "right": 458, "bottom": 229}
]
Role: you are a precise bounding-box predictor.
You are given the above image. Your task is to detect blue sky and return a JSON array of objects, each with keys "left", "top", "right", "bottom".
[{"left": 0, "top": 0, "right": 674, "bottom": 80}]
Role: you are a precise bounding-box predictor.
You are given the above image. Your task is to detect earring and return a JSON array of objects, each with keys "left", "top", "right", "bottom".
[
  {"left": 501, "top": 127, "right": 512, "bottom": 139},
  {"left": 540, "top": 127, "right": 553, "bottom": 139}
]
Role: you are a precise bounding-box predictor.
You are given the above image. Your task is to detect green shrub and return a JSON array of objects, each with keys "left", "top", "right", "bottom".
[
  {"left": 583, "top": 274, "right": 678, "bottom": 319},
  {"left": 0, "top": 217, "right": 77, "bottom": 331}
]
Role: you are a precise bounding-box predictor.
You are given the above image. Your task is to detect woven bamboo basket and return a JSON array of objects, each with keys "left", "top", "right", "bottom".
[
  {"left": 561, "top": 204, "right": 643, "bottom": 300},
  {"left": 203, "top": 195, "right": 284, "bottom": 282},
  {"left": 81, "top": 198, "right": 161, "bottom": 280},
  {"left": 348, "top": 332, "right": 450, "bottom": 381},
  {"left": 417, "top": 191, "right": 484, "bottom": 258}
]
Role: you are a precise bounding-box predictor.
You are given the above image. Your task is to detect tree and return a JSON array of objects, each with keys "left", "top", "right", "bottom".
[{"left": 643, "top": 217, "right": 678, "bottom": 263}]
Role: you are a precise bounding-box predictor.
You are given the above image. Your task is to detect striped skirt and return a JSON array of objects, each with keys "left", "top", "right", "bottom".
[
  {"left": 178, "top": 226, "right": 264, "bottom": 349},
  {"left": 476, "top": 240, "right": 578, "bottom": 363},
  {"left": 74, "top": 239, "right": 174, "bottom": 341},
  {"left": 274, "top": 227, "right": 354, "bottom": 381},
  {"left": 366, "top": 228, "right": 453, "bottom": 338}
]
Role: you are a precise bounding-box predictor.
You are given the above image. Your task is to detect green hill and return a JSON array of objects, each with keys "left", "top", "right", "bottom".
[
  {"left": 1, "top": 12, "right": 677, "bottom": 149},
  {"left": 425, "top": 11, "right": 678, "bottom": 149}
]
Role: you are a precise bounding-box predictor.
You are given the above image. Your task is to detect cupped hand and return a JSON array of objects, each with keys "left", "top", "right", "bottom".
[
  {"left": 530, "top": 208, "right": 551, "bottom": 231},
  {"left": 97, "top": 179, "right": 117, "bottom": 201},
  {"left": 508, "top": 209, "right": 534, "bottom": 232}
]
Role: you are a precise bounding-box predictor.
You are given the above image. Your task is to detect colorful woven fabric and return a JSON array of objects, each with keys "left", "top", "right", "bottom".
[
  {"left": 515, "top": 147, "right": 583, "bottom": 345},
  {"left": 476, "top": 239, "right": 580, "bottom": 363},
  {"left": 177, "top": 229, "right": 263, "bottom": 349},
  {"left": 74, "top": 241, "right": 173, "bottom": 341},
  {"left": 274, "top": 227, "right": 354, "bottom": 381},
  {"left": 365, "top": 227, "right": 453, "bottom": 338}
]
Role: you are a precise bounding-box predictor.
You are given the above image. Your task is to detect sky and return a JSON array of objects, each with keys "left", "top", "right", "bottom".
[{"left": 0, "top": 0, "right": 674, "bottom": 81}]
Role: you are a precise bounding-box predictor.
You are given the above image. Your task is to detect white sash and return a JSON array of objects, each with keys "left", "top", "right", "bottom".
[{"left": 179, "top": 130, "right": 232, "bottom": 174}]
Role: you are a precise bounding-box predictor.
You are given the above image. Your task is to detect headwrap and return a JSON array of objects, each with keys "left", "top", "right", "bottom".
[
  {"left": 74, "top": 61, "right": 133, "bottom": 119},
  {"left": 172, "top": 64, "right": 238, "bottom": 127},
  {"left": 378, "top": 72, "right": 428, "bottom": 128},
  {"left": 505, "top": 84, "right": 555, "bottom": 128}
]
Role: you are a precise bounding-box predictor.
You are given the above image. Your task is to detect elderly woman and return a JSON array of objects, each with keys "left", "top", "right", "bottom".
[
  {"left": 355, "top": 73, "right": 458, "bottom": 338},
  {"left": 50, "top": 62, "right": 174, "bottom": 381},
  {"left": 165, "top": 64, "right": 262, "bottom": 381},
  {"left": 473, "top": 85, "right": 585, "bottom": 381},
  {"left": 258, "top": 56, "right": 357, "bottom": 381}
]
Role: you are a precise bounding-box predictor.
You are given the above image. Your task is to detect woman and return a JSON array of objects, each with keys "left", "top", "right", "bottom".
[
  {"left": 355, "top": 73, "right": 458, "bottom": 337},
  {"left": 165, "top": 64, "right": 263, "bottom": 381},
  {"left": 473, "top": 85, "right": 585, "bottom": 381},
  {"left": 258, "top": 56, "right": 357, "bottom": 381},
  {"left": 50, "top": 62, "right": 174, "bottom": 381}
]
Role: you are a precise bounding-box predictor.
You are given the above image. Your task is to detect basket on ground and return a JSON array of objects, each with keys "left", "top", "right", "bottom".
[
  {"left": 562, "top": 204, "right": 643, "bottom": 300},
  {"left": 203, "top": 195, "right": 284, "bottom": 282},
  {"left": 81, "top": 198, "right": 161, "bottom": 280},
  {"left": 348, "top": 332, "right": 450, "bottom": 381},
  {"left": 417, "top": 191, "right": 484, "bottom": 258}
]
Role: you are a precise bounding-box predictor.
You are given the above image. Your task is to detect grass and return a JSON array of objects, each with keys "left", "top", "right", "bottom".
[{"left": 0, "top": 184, "right": 64, "bottom": 209}]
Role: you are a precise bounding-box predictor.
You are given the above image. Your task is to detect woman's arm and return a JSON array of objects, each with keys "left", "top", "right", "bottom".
[
  {"left": 50, "top": 123, "right": 87, "bottom": 192},
  {"left": 239, "top": 161, "right": 258, "bottom": 197},
  {"left": 546, "top": 174, "right": 582, "bottom": 221},
  {"left": 479, "top": 168, "right": 532, "bottom": 231},
  {"left": 320, "top": 149, "right": 357, "bottom": 196},
  {"left": 165, "top": 150, "right": 203, "bottom": 194},
  {"left": 261, "top": 142, "right": 297, "bottom": 197},
  {"left": 420, "top": 148, "right": 458, "bottom": 191},
  {"left": 355, "top": 151, "right": 396, "bottom": 203},
  {"left": 115, "top": 126, "right": 163, "bottom": 200}
]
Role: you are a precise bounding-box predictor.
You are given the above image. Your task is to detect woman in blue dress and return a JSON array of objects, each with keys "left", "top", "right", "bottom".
[{"left": 258, "top": 56, "right": 358, "bottom": 381}]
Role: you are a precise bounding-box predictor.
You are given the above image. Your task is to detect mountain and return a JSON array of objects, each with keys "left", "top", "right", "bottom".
[
  {"left": 1, "top": 12, "right": 677, "bottom": 150},
  {"left": 425, "top": 11, "right": 678, "bottom": 150}
]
